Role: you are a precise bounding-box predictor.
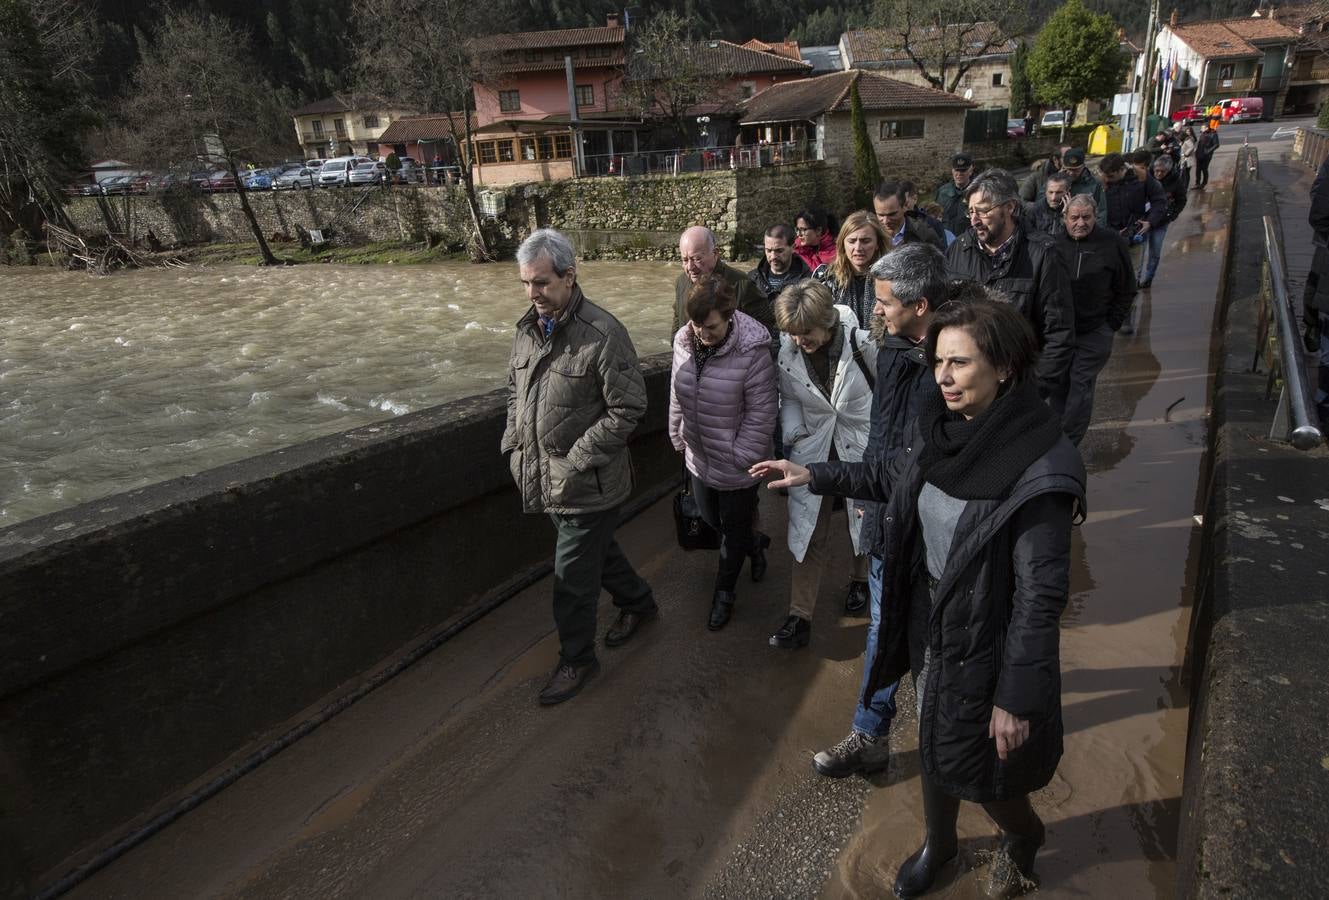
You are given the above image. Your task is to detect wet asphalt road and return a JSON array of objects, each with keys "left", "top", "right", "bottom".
[{"left": 60, "top": 127, "right": 1287, "bottom": 900}]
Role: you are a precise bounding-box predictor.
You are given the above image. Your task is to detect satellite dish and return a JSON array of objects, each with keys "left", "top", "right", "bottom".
[{"left": 963, "top": 88, "right": 974, "bottom": 100}]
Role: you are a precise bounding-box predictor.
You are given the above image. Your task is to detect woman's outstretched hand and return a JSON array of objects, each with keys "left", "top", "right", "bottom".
[
  {"left": 748, "top": 459, "right": 811, "bottom": 488},
  {"left": 989, "top": 706, "right": 1030, "bottom": 760}
]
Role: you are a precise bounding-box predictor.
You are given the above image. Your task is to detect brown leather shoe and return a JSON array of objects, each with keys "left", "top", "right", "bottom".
[
  {"left": 538, "top": 658, "right": 600, "bottom": 706},
  {"left": 605, "top": 605, "right": 658, "bottom": 647}
]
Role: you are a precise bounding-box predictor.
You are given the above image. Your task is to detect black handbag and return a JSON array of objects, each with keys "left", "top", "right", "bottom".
[{"left": 673, "top": 471, "right": 721, "bottom": 551}]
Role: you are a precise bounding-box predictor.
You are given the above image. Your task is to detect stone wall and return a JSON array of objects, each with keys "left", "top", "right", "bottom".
[{"left": 66, "top": 162, "right": 848, "bottom": 262}]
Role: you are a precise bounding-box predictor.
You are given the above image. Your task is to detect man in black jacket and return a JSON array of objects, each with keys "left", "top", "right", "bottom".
[
  {"left": 1055, "top": 195, "right": 1137, "bottom": 443},
  {"left": 874, "top": 179, "right": 945, "bottom": 251},
  {"left": 1194, "top": 125, "right": 1220, "bottom": 189},
  {"left": 810, "top": 241, "right": 947, "bottom": 779},
  {"left": 945, "top": 168, "right": 1076, "bottom": 406},
  {"left": 1100, "top": 151, "right": 1165, "bottom": 335},
  {"left": 1019, "top": 144, "right": 1071, "bottom": 202},
  {"left": 749, "top": 223, "right": 813, "bottom": 302},
  {"left": 1138, "top": 154, "right": 1187, "bottom": 288},
  {"left": 1024, "top": 170, "right": 1072, "bottom": 237}
]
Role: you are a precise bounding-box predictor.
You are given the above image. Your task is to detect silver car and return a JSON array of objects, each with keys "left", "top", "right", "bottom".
[
  {"left": 274, "top": 166, "right": 319, "bottom": 190},
  {"left": 348, "top": 160, "right": 388, "bottom": 185}
]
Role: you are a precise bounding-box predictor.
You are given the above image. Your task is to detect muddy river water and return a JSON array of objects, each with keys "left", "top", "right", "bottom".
[{"left": 0, "top": 260, "right": 678, "bottom": 528}]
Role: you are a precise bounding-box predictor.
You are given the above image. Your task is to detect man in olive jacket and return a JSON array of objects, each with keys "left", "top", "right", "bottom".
[
  {"left": 673, "top": 225, "right": 770, "bottom": 337},
  {"left": 503, "top": 228, "right": 656, "bottom": 706}
]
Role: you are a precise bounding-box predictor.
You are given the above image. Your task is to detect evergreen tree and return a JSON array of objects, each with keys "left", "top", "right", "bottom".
[
  {"left": 849, "top": 81, "right": 878, "bottom": 211},
  {"left": 1009, "top": 42, "right": 1033, "bottom": 119}
]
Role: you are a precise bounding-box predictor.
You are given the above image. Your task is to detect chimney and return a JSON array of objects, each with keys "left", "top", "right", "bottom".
[
  {"left": 1170, "top": 9, "right": 1178, "bottom": 28},
  {"left": 606, "top": 12, "right": 621, "bottom": 28},
  {"left": 1269, "top": 5, "right": 1278, "bottom": 21}
]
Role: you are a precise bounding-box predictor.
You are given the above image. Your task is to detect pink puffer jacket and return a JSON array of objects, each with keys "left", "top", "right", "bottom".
[{"left": 669, "top": 310, "right": 778, "bottom": 490}]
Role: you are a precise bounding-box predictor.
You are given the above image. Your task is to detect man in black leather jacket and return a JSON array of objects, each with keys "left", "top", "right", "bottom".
[
  {"left": 945, "top": 169, "right": 1076, "bottom": 406},
  {"left": 1024, "top": 171, "right": 1072, "bottom": 237},
  {"left": 749, "top": 223, "right": 813, "bottom": 302}
]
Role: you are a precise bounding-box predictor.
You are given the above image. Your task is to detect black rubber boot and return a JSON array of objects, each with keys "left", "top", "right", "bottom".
[
  {"left": 708, "top": 589, "right": 735, "bottom": 631},
  {"left": 893, "top": 772, "right": 960, "bottom": 898},
  {"left": 979, "top": 796, "right": 1045, "bottom": 898}
]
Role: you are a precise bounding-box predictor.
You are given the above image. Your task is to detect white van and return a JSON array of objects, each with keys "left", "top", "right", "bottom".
[{"left": 318, "top": 156, "right": 371, "bottom": 187}]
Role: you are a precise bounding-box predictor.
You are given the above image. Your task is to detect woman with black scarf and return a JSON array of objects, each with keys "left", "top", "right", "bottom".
[{"left": 751, "top": 299, "right": 1085, "bottom": 898}]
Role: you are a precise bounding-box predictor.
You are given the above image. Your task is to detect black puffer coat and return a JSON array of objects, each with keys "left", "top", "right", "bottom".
[{"left": 810, "top": 425, "right": 1086, "bottom": 802}]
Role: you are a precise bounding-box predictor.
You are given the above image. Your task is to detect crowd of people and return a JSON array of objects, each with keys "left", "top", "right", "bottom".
[{"left": 501, "top": 136, "right": 1196, "bottom": 897}]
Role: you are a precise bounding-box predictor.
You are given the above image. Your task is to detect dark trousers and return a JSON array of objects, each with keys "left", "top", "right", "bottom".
[
  {"left": 1056, "top": 323, "right": 1117, "bottom": 445},
  {"left": 549, "top": 507, "right": 654, "bottom": 667},
  {"left": 1195, "top": 155, "right": 1212, "bottom": 187},
  {"left": 689, "top": 475, "right": 758, "bottom": 592}
]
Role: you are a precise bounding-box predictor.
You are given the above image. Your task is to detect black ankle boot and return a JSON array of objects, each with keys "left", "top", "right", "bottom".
[
  {"left": 708, "top": 590, "right": 735, "bottom": 631},
  {"left": 1002, "top": 817, "right": 1045, "bottom": 878},
  {"left": 894, "top": 775, "right": 960, "bottom": 898},
  {"left": 749, "top": 532, "right": 770, "bottom": 582}
]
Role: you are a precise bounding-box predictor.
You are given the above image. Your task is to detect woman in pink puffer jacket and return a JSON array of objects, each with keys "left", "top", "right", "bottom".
[{"left": 669, "top": 275, "right": 779, "bottom": 631}]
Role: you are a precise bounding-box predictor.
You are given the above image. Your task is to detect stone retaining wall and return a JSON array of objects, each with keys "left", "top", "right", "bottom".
[{"left": 64, "top": 161, "right": 847, "bottom": 262}]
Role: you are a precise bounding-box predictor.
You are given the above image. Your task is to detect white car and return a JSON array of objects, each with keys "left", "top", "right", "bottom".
[
  {"left": 348, "top": 160, "right": 388, "bottom": 185},
  {"left": 1040, "top": 110, "right": 1069, "bottom": 129},
  {"left": 317, "top": 156, "right": 371, "bottom": 186}
]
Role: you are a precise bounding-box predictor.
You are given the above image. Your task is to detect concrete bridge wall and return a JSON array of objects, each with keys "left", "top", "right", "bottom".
[{"left": 0, "top": 355, "right": 679, "bottom": 897}]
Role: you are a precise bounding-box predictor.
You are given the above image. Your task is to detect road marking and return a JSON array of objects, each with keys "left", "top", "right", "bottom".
[{"left": 1271, "top": 127, "right": 1298, "bottom": 139}]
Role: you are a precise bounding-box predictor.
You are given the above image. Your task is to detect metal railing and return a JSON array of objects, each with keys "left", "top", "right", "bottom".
[
  {"left": 1254, "top": 214, "right": 1324, "bottom": 449},
  {"left": 1294, "top": 126, "right": 1329, "bottom": 172},
  {"left": 577, "top": 141, "right": 813, "bottom": 178}
]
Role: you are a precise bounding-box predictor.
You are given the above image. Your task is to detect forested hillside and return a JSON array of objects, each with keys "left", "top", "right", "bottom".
[{"left": 88, "top": 0, "right": 1258, "bottom": 105}]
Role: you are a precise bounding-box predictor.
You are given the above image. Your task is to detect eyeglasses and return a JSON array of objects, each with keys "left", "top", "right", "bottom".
[
  {"left": 967, "top": 205, "right": 1003, "bottom": 219},
  {"left": 794, "top": 226, "right": 815, "bottom": 234}
]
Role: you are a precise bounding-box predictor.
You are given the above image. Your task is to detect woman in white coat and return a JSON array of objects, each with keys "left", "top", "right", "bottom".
[{"left": 769, "top": 280, "right": 878, "bottom": 649}]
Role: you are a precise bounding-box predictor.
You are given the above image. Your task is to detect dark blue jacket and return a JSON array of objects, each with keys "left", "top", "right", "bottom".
[{"left": 856, "top": 333, "right": 934, "bottom": 558}]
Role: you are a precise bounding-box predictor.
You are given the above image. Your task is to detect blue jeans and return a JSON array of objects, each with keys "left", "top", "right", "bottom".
[
  {"left": 851, "top": 555, "right": 899, "bottom": 737},
  {"left": 1139, "top": 223, "right": 1169, "bottom": 283}
]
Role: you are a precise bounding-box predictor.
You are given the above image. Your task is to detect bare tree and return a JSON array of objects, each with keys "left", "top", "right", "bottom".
[
  {"left": 0, "top": 0, "right": 99, "bottom": 236},
  {"left": 351, "top": 0, "right": 512, "bottom": 262},
  {"left": 118, "top": 10, "right": 297, "bottom": 265},
  {"left": 621, "top": 12, "right": 721, "bottom": 144},
  {"left": 869, "top": 0, "right": 1025, "bottom": 94}
]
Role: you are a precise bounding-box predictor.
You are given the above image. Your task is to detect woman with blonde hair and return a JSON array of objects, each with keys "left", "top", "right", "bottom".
[
  {"left": 822, "top": 210, "right": 889, "bottom": 327},
  {"left": 768, "top": 280, "right": 877, "bottom": 648}
]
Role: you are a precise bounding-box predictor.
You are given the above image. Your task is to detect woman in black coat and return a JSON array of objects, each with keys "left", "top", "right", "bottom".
[{"left": 751, "top": 299, "right": 1086, "bottom": 898}]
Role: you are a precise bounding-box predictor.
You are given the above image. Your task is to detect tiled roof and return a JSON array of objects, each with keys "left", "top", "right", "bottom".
[
  {"left": 741, "top": 38, "right": 803, "bottom": 61},
  {"left": 486, "top": 50, "right": 627, "bottom": 74},
  {"left": 690, "top": 40, "right": 814, "bottom": 76},
  {"left": 843, "top": 25, "right": 1020, "bottom": 67},
  {"left": 800, "top": 45, "right": 845, "bottom": 74},
  {"left": 376, "top": 113, "right": 475, "bottom": 143},
  {"left": 1170, "top": 16, "right": 1300, "bottom": 58},
  {"left": 740, "top": 69, "right": 974, "bottom": 124},
  {"left": 472, "top": 25, "right": 624, "bottom": 52},
  {"left": 292, "top": 95, "right": 355, "bottom": 116}
]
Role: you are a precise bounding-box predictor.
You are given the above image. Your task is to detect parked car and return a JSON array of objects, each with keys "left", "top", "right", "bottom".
[
  {"left": 318, "top": 155, "right": 371, "bottom": 186},
  {"left": 1006, "top": 118, "right": 1026, "bottom": 138},
  {"left": 1040, "top": 109, "right": 1069, "bottom": 129},
  {"left": 1170, "top": 104, "right": 1208, "bottom": 124},
  {"left": 348, "top": 160, "right": 388, "bottom": 185},
  {"left": 1217, "top": 96, "right": 1265, "bottom": 123},
  {"left": 395, "top": 158, "right": 423, "bottom": 183},
  {"left": 274, "top": 166, "right": 320, "bottom": 190},
  {"left": 243, "top": 167, "right": 281, "bottom": 190},
  {"left": 203, "top": 170, "right": 237, "bottom": 192},
  {"left": 99, "top": 175, "right": 135, "bottom": 195},
  {"left": 305, "top": 158, "right": 327, "bottom": 168}
]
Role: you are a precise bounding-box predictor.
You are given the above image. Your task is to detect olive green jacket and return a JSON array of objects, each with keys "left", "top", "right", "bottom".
[
  {"left": 502, "top": 287, "right": 647, "bottom": 514},
  {"left": 672, "top": 259, "right": 773, "bottom": 337}
]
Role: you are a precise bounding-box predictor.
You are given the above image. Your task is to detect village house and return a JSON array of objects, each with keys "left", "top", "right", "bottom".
[
  {"left": 463, "top": 15, "right": 813, "bottom": 186},
  {"left": 375, "top": 113, "right": 474, "bottom": 174},
  {"left": 838, "top": 25, "right": 1020, "bottom": 110},
  {"left": 1252, "top": 2, "right": 1329, "bottom": 115},
  {"left": 1152, "top": 11, "right": 1300, "bottom": 120},
  {"left": 739, "top": 68, "right": 974, "bottom": 186},
  {"left": 291, "top": 95, "right": 418, "bottom": 160}
]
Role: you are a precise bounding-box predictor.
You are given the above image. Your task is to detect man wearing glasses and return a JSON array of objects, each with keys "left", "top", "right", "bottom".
[
  {"left": 945, "top": 169, "right": 1076, "bottom": 408},
  {"left": 673, "top": 225, "right": 769, "bottom": 338}
]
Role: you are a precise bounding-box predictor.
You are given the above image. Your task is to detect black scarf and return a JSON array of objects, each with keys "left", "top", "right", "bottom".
[{"left": 916, "top": 379, "right": 1063, "bottom": 500}]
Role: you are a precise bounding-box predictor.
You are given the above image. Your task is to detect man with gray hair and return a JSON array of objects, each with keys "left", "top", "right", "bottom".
[
  {"left": 1055, "top": 194, "right": 1136, "bottom": 443},
  {"left": 502, "top": 228, "right": 657, "bottom": 705},
  {"left": 811, "top": 242, "right": 946, "bottom": 778},
  {"left": 674, "top": 225, "right": 767, "bottom": 337},
  {"left": 945, "top": 168, "right": 1075, "bottom": 406}
]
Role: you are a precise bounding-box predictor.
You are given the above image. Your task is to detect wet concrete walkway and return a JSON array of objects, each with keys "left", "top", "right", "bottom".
[{"left": 64, "top": 148, "right": 1250, "bottom": 900}]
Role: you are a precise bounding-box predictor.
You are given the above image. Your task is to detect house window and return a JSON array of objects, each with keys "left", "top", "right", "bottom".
[
  {"left": 554, "top": 134, "right": 573, "bottom": 158},
  {"left": 364, "top": 114, "right": 380, "bottom": 129},
  {"left": 879, "top": 119, "right": 926, "bottom": 140},
  {"left": 520, "top": 137, "right": 537, "bottom": 160},
  {"left": 524, "top": 49, "right": 542, "bottom": 62},
  {"left": 1219, "top": 63, "right": 1235, "bottom": 80},
  {"left": 587, "top": 45, "right": 612, "bottom": 59},
  {"left": 739, "top": 81, "right": 756, "bottom": 99},
  {"left": 992, "top": 72, "right": 1004, "bottom": 87},
  {"left": 334, "top": 118, "right": 346, "bottom": 135},
  {"left": 498, "top": 140, "right": 516, "bottom": 162},
  {"left": 311, "top": 120, "right": 324, "bottom": 136},
  {"left": 477, "top": 141, "right": 498, "bottom": 164},
  {"left": 499, "top": 90, "right": 521, "bottom": 112},
  {"left": 575, "top": 85, "right": 594, "bottom": 108}
]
